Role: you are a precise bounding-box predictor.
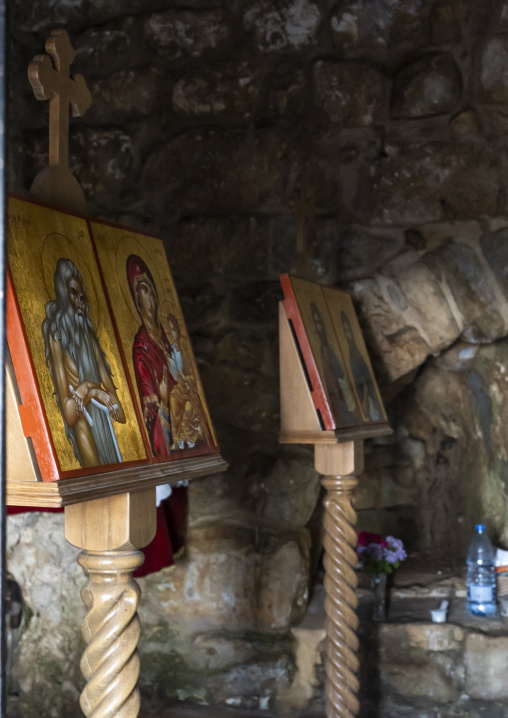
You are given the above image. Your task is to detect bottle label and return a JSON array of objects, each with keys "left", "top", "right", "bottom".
[{"left": 469, "top": 585, "right": 494, "bottom": 602}]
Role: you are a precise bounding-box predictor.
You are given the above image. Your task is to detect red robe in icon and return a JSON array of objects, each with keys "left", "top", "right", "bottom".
[{"left": 132, "top": 324, "right": 177, "bottom": 457}]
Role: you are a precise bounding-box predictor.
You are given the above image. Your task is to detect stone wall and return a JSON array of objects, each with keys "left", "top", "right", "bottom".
[{"left": 7, "top": 0, "right": 508, "bottom": 715}]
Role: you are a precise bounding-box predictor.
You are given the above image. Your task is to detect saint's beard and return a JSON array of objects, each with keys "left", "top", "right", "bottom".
[{"left": 62, "top": 306, "right": 101, "bottom": 384}]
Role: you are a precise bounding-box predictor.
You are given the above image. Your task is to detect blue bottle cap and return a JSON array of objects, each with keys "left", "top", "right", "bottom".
[{"left": 476, "top": 524, "right": 485, "bottom": 533}]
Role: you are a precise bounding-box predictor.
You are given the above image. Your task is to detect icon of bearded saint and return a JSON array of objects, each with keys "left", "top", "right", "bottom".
[{"left": 42, "top": 257, "right": 126, "bottom": 467}]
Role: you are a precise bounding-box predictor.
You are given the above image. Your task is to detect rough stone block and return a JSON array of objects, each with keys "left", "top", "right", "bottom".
[
  {"left": 371, "top": 143, "right": 508, "bottom": 225},
  {"left": 313, "top": 61, "right": 385, "bottom": 126},
  {"left": 14, "top": 0, "right": 152, "bottom": 33},
  {"left": 74, "top": 22, "right": 136, "bottom": 75},
  {"left": 354, "top": 471, "right": 417, "bottom": 510},
  {"left": 352, "top": 222, "right": 508, "bottom": 381},
  {"left": 308, "top": 129, "right": 382, "bottom": 214},
  {"left": 381, "top": 661, "right": 460, "bottom": 703},
  {"left": 267, "top": 68, "right": 309, "bottom": 119},
  {"left": 256, "top": 538, "right": 310, "bottom": 629},
  {"left": 392, "top": 53, "right": 462, "bottom": 118},
  {"left": 172, "top": 216, "right": 270, "bottom": 280},
  {"left": 352, "top": 258, "right": 460, "bottom": 381},
  {"left": 140, "top": 529, "right": 309, "bottom": 633},
  {"left": 142, "top": 130, "right": 292, "bottom": 215},
  {"left": 424, "top": 241, "right": 506, "bottom": 343},
  {"left": 403, "top": 337, "right": 508, "bottom": 557},
  {"left": 69, "top": 127, "right": 134, "bottom": 205},
  {"left": 141, "top": 541, "right": 259, "bottom": 629},
  {"left": 481, "top": 37, "right": 508, "bottom": 103},
  {"left": 356, "top": 508, "right": 399, "bottom": 538},
  {"left": 206, "top": 656, "right": 295, "bottom": 707},
  {"left": 336, "top": 226, "right": 405, "bottom": 282},
  {"left": 173, "top": 63, "right": 260, "bottom": 117},
  {"left": 144, "top": 9, "right": 229, "bottom": 58},
  {"left": 465, "top": 633, "right": 508, "bottom": 700},
  {"left": 7, "top": 513, "right": 83, "bottom": 717},
  {"left": 260, "top": 458, "right": 320, "bottom": 530},
  {"left": 244, "top": 0, "right": 321, "bottom": 52},
  {"left": 215, "top": 331, "right": 273, "bottom": 375},
  {"left": 229, "top": 281, "right": 282, "bottom": 325},
  {"left": 177, "top": 282, "right": 227, "bottom": 334},
  {"left": 187, "top": 633, "right": 258, "bottom": 673},
  {"left": 429, "top": 1, "right": 464, "bottom": 45},
  {"left": 450, "top": 108, "right": 483, "bottom": 137},
  {"left": 379, "top": 624, "right": 464, "bottom": 661},
  {"left": 87, "top": 68, "right": 162, "bottom": 124},
  {"left": 480, "top": 227, "right": 508, "bottom": 300},
  {"left": 195, "top": 363, "right": 279, "bottom": 433},
  {"left": 187, "top": 474, "right": 235, "bottom": 524},
  {"left": 330, "top": 0, "right": 428, "bottom": 50}
]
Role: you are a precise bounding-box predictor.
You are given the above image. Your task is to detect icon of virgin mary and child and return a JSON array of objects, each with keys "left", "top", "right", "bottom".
[{"left": 126, "top": 254, "right": 212, "bottom": 457}]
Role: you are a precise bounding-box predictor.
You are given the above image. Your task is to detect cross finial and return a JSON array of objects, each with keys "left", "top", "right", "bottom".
[
  {"left": 290, "top": 175, "right": 315, "bottom": 258},
  {"left": 28, "top": 29, "right": 92, "bottom": 212},
  {"left": 289, "top": 174, "right": 316, "bottom": 279}
]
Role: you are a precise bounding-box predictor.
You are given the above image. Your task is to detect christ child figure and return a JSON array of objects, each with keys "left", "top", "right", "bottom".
[{"left": 164, "top": 312, "right": 212, "bottom": 450}]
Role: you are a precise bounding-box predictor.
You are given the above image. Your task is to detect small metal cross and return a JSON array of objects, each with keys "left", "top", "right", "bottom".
[{"left": 28, "top": 29, "right": 92, "bottom": 172}]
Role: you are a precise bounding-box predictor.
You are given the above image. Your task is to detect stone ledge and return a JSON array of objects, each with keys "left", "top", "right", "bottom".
[{"left": 280, "top": 570, "right": 508, "bottom": 717}]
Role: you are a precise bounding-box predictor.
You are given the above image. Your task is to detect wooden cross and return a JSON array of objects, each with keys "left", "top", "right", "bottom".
[
  {"left": 290, "top": 174, "right": 315, "bottom": 258},
  {"left": 27, "top": 29, "right": 91, "bottom": 211},
  {"left": 28, "top": 29, "right": 91, "bottom": 170},
  {"left": 289, "top": 174, "right": 316, "bottom": 280}
]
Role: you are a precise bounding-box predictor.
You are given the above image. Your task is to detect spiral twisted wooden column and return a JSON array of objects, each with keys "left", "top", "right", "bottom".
[
  {"left": 321, "top": 474, "right": 360, "bottom": 718},
  {"left": 77, "top": 549, "right": 145, "bottom": 718}
]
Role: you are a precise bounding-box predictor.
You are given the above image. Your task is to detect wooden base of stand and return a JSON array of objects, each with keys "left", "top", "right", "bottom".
[
  {"left": 66, "top": 489, "right": 157, "bottom": 718},
  {"left": 278, "top": 297, "right": 392, "bottom": 717},
  {"left": 79, "top": 549, "right": 144, "bottom": 717},
  {"left": 315, "top": 442, "right": 363, "bottom": 718}
]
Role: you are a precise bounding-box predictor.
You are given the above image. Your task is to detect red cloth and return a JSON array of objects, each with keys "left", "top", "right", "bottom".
[
  {"left": 7, "top": 487, "right": 187, "bottom": 578},
  {"left": 135, "top": 485, "right": 187, "bottom": 577}
]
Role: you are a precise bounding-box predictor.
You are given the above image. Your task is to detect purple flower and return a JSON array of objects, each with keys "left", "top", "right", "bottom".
[
  {"left": 365, "top": 543, "right": 384, "bottom": 561},
  {"left": 385, "top": 536, "right": 407, "bottom": 562},
  {"left": 356, "top": 532, "right": 407, "bottom": 576}
]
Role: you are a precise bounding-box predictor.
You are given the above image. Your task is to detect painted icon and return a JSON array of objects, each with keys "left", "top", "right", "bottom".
[
  {"left": 7, "top": 197, "right": 147, "bottom": 477},
  {"left": 91, "top": 223, "right": 218, "bottom": 461},
  {"left": 281, "top": 274, "right": 387, "bottom": 430}
]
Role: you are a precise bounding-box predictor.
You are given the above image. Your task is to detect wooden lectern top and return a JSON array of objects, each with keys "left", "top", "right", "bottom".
[
  {"left": 279, "top": 274, "right": 392, "bottom": 445},
  {"left": 7, "top": 31, "right": 227, "bottom": 507}
]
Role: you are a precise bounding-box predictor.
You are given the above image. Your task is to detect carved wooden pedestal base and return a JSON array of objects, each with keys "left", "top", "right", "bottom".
[
  {"left": 65, "top": 489, "right": 156, "bottom": 718},
  {"left": 321, "top": 476, "right": 359, "bottom": 718},
  {"left": 316, "top": 442, "right": 362, "bottom": 718},
  {"left": 78, "top": 549, "right": 144, "bottom": 718}
]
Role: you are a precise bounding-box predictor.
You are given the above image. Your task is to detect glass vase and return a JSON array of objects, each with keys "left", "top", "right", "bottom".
[{"left": 371, "top": 573, "right": 388, "bottom": 622}]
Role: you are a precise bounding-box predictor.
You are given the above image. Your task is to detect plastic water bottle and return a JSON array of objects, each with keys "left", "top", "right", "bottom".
[{"left": 466, "top": 524, "right": 496, "bottom": 617}]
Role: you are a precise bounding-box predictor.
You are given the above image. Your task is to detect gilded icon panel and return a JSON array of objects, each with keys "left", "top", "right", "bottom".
[
  {"left": 8, "top": 198, "right": 147, "bottom": 473},
  {"left": 288, "top": 276, "right": 387, "bottom": 428},
  {"left": 289, "top": 276, "right": 363, "bottom": 429},
  {"left": 321, "top": 286, "right": 387, "bottom": 425},
  {"left": 90, "top": 222, "right": 218, "bottom": 460}
]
